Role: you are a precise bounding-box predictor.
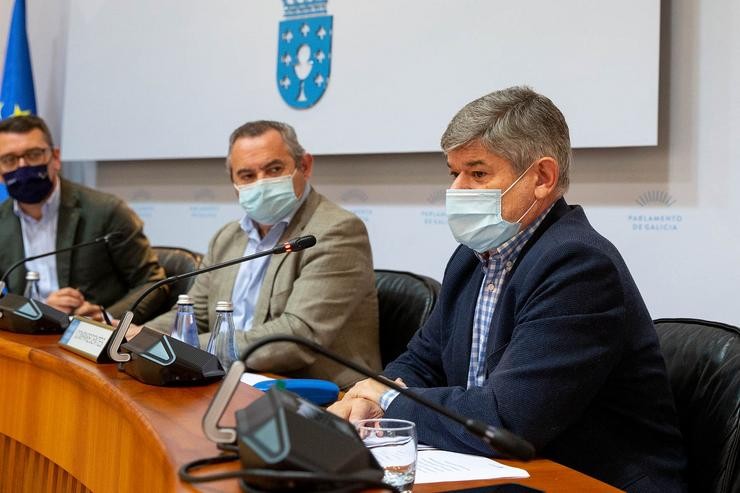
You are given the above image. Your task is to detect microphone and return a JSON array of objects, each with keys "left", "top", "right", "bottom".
[
  {"left": 203, "top": 335, "right": 536, "bottom": 461},
  {"left": 0, "top": 232, "right": 123, "bottom": 334},
  {"left": 107, "top": 235, "right": 317, "bottom": 386}
]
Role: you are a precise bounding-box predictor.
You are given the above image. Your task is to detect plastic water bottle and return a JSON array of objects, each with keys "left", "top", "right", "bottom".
[
  {"left": 23, "top": 271, "right": 42, "bottom": 301},
  {"left": 171, "top": 294, "right": 199, "bottom": 348},
  {"left": 205, "top": 301, "right": 239, "bottom": 370}
]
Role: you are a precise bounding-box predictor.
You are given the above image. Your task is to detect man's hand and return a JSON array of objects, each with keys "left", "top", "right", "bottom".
[
  {"left": 45, "top": 288, "right": 85, "bottom": 314},
  {"left": 73, "top": 301, "right": 105, "bottom": 322},
  {"left": 328, "top": 377, "right": 406, "bottom": 422},
  {"left": 327, "top": 396, "right": 384, "bottom": 422},
  {"left": 345, "top": 377, "right": 405, "bottom": 404}
]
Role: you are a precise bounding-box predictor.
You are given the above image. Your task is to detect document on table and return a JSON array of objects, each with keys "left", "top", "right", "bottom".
[
  {"left": 240, "top": 372, "right": 273, "bottom": 386},
  {"left": 415, "top": 448, "right": 530, "bottom": 484}
]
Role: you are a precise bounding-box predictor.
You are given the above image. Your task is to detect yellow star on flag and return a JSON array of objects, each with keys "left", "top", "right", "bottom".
[{"left": 11, "top": 104, "right": 31, "bottom": 117}]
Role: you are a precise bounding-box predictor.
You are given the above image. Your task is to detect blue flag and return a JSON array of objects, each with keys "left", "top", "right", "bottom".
[
  {"left": 1, "top": 0, "right": 36, "bottom": 119},
  {"left": 0, "top": 0, "right": 36, "bottom": 201}
]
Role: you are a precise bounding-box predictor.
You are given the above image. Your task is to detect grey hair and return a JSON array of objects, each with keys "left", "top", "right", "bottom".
[
  {"left": 226, "top": 120, "right": 306, "bottom": 171},
  {"left": 440, "top": 86, "right": 571, "bottom": 192}
]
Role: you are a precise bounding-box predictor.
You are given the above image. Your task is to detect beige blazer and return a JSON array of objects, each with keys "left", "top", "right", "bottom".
[{"left": 147, "top": 189, "right": 380, "bottom": 388}]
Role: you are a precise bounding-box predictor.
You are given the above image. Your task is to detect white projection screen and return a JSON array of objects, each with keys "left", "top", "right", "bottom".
[{"left": 61, "top": 0, "right": 661, "bottom": 160}]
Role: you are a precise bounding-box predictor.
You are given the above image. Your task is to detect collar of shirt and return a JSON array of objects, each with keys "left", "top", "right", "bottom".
[
  {"left": 475, "top": 202, "right": 555, "bottom": 269},
  {"left": 13, "top": 177, "right": 61, "bottom": 225},
  {"left": 239, "top": 182, "right": 312, "bottom": 237}
]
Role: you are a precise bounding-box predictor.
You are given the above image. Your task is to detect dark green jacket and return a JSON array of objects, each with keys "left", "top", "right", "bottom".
[{"left": 0, "top": 178, "right": 167, "bottom": 323}]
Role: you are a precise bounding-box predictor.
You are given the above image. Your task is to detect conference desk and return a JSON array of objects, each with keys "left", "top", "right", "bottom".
[{"left": 0, "top": 332, "right": 621, "bottom": 492}]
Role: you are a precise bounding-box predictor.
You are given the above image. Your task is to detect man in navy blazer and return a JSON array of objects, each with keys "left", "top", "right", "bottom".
[{"left": 330, "top": 86, "right": 687, "bottom": 492}]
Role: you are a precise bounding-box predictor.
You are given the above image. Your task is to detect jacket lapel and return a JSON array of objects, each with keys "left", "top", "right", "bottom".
[
  {"left": 219, "top": 228, "right": 249, "bottom": 303},
  {"left": 252, "top": 189, "right": 319, "bottom": 323},
  {"left": 484, "top": 198, "right": 571, "bottom": 364},
  {"left": 454, "top": 258, "right": 483, "bottom": 385},
  {"left": 55, "top": 180, "right": 80, "bottom": 289}
]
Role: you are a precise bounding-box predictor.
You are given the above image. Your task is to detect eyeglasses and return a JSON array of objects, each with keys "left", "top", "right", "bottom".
[{"left": 0, "top": 147, "right": 51, "bottom": 172}]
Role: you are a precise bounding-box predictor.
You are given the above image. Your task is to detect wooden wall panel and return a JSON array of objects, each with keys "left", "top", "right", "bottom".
[{"left": 0, "top": 434, "right": 91, "bottom": 493}]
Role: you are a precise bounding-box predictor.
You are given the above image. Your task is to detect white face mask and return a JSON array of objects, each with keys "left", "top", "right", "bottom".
[
  {"left": 445, "top": 163, "right": 537, "bottom": 253},
  {"left": 234, "top": 172, "right": 299, "bottom": 225}
]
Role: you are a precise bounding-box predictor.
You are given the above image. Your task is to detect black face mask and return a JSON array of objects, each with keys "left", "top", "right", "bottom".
[{"left": 2, "top": 163, "right": 54, "bottom": 204}]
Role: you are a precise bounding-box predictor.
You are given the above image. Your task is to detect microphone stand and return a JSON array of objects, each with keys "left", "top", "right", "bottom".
[{"left": 203, "top": 335, "right": 536, "bottom": 461}]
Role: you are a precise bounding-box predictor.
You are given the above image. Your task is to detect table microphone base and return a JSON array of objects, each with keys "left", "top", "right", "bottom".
[
  {"left": 235, "top": 387, "right": 383, "bottom": 492},
  {"left": 0, "top": 293, "right": 69, "bottom": 334},
  {"left": 121, "top": 327, "right": 225, "bottom": 386}
]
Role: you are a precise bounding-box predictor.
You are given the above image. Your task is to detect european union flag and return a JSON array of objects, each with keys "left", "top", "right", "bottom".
[
  {"left": 0, "top": 0, "right": 36, "bottom": 120},
  {"left": 0, "top": 0, "right": 35, "bottom": 200}
]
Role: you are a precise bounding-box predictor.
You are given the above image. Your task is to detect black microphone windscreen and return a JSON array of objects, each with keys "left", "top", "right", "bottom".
[
  {"left": 282, "top": 235, "right": 317, "bottom": 253},
  {"left": 294, "top": 235, "right": 317, "bottom": 250}
]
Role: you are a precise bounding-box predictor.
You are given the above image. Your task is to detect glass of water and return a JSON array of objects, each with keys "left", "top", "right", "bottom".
[{"left": 355, "top": 418, "right": 417, "bottom": 492}]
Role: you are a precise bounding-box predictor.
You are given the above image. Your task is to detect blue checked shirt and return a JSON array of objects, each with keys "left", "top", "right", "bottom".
[{"left": 379, "top": 204, "right": 553, "bottom": 410}]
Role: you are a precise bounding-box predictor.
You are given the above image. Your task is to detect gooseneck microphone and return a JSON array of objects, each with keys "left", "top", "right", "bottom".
[
  {"left": 107, "top": 235, "right": 317, "bottom": 386},
  {"left": 0, "top": 232, "right": 123, "bottom": 334},
  {"left": 203, "top": 334, "right": 536, "bottom": 462},
  {"left": 0, "top": 231, "right": 122, "bottom": 295}
]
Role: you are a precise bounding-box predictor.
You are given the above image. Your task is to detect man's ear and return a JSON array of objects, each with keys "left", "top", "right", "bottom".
[
  {"left": 299, "top": 153, "right": 314, "bottom": 179},
  {"left": 533, "top": 157, "right": 559, "bottom": 200},
  {"left": 50, "top": 148, "right": 62, "bottom": 174}
]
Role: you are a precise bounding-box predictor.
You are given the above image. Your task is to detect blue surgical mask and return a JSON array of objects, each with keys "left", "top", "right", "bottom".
[
  {"left": 446, "top": 163, "right": 537, "bottom": 253},
  {"left": 235, "top": 172, "right": 299, "bottom": 225}
]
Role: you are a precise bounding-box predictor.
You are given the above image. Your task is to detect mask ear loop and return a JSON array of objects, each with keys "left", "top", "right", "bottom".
[
  {"left": 502, "top": 160, "right": 540, "bottom": 223},
  {"left": 515, "top": 197, "right": 539, "bottom": 223},
  {"left": 501, "top": 160, "right": 538, "bottom": 196}
]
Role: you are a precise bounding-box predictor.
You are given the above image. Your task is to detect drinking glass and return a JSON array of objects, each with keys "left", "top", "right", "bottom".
[{"left": 355, "top": 418, "right": 417, "bottom": 492}]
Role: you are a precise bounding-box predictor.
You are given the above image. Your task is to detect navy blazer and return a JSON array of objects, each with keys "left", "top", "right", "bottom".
[{"left": 384, "top": 199, "right": 687, "bottom": 492}]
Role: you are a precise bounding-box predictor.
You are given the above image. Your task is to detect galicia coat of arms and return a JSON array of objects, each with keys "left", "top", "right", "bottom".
[{"left": 277, "top": 0, "right": 333, "bottom": 109}]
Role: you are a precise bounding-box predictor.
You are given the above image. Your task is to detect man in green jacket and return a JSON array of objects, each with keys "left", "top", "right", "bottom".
[{"left": 0, "top": 115, "right": 167, "bottom": 323}]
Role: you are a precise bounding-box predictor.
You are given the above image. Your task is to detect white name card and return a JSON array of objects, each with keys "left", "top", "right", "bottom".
[{"left": 58, "top": 316, "right": 116, "bottom": 363}]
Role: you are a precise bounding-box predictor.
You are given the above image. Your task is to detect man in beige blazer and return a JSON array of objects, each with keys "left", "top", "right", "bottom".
[{"left": 146, "top": 121, "right": 380, "bottom": 388}]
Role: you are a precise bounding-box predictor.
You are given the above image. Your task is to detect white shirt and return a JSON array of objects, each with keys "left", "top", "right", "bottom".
[{"left": 13, "top": 179, "right": 61, "bottom": 299}]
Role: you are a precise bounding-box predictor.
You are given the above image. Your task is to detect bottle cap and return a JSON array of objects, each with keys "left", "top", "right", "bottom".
[
  {"left": 25, "top": 271, "right": 40, "bottom": 281},
  {"left": 176, "top": 294, "right": 194, "bottom": 305},
  {"left": 215, "top": 300, "right": 234, "bottom": 312}
]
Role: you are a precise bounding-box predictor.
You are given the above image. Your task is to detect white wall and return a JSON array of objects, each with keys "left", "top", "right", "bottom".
[{"left": 3, "top": 0, "right": 739, "bottom": 324}]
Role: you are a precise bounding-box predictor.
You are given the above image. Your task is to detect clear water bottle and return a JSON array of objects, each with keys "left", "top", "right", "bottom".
[
  {"left": 205, "top": 301, "right": 239, "bottom": 370},
  {"left": 171, "top": 294, "right": 199, "bottom": 348},
  {"left": 23, "top": 271, "right": 42, "bottom": 301}
]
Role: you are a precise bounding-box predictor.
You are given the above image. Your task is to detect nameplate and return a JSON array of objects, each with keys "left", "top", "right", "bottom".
[{"left": 58, "top": 316, "right": 116, "bottom": 363}]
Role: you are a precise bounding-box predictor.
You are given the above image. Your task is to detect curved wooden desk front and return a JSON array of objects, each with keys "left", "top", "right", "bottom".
[{"left": 0, "top": 332, "right": 620, "bottom": 493}]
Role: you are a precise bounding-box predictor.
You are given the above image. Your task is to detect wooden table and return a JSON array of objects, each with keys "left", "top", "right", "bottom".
[{"left": 0, "top": 332, "right": 621, "bottom": 492}]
